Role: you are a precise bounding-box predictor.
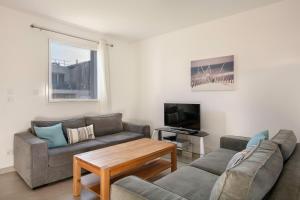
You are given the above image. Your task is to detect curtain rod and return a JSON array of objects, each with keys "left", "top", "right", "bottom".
[{"left": 30, "top": 24, "right": 114, "bottom": 47}]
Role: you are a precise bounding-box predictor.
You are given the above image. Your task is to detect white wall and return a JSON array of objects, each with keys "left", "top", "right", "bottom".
[
  {"left": 0, "top": 6, "right": 138, "bottom": 169},
  {"left": 134, "top": 0, "right": 300, "bottom": 152}
]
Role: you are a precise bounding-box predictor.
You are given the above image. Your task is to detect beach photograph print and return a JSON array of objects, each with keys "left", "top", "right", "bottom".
[{"left": 191, "top": 55, "right": 234, "bottom": 91}]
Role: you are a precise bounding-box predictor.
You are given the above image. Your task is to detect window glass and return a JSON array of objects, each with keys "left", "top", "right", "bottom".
[{"left": 49, "top": 41, "right": 98, "bottom": 101}]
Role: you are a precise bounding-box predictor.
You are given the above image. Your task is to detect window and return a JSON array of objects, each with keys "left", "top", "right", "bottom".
[{"left": 49, "top": 40, "right": 98, "bottom": 101}]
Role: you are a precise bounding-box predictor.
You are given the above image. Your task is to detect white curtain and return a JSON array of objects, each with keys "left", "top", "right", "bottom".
[{"left": 97, "top": 40, "right": 111, "bottom": 112}]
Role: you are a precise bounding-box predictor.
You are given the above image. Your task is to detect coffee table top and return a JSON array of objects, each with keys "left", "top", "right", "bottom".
[{"left": 75, "top": 138, "right": 175, "bottom": 170}]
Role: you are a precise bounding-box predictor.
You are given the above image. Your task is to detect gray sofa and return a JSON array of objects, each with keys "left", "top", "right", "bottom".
[
  {"left": 14, "top": 113, "right": 150, "bottom": 189},
  {"left": 111, "top": 130, "right": 299, "bottom": 200}
]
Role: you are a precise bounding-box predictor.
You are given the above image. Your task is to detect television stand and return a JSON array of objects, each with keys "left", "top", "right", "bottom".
[
  {"left": 154, "top": 127, "right": 209, "bottom": 157},
  {"left": 172, "top": 128, "right": 199, "bottom": 135}
]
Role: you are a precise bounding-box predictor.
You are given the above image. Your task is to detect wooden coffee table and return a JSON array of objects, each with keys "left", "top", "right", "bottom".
[{"left": 73, "top": 138, "right": 177, "bottom": 200}]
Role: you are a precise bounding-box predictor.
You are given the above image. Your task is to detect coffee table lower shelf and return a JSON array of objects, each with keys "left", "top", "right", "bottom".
[{"left": 81, "top": 159, "right": 171, "bottom": 197}]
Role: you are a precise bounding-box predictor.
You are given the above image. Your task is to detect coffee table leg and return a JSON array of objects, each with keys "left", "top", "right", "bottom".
[
  {"left": 171, "top": 146, "right": 177, "bottom": 172},
  {"left": 73, "top": 157, "right": 81, "bottom": 196},
  {"left": 101, "top": 168, "right": 111, "bottom": 200}
]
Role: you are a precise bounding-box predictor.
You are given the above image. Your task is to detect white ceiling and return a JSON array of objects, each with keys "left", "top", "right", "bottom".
[{"left": 0, "top": 0, "right": 281, "bottom": 40}]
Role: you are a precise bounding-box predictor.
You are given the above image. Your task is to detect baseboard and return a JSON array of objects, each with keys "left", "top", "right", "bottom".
[{"left": 0, "top": 166, "right": 15, "bottom": 174}]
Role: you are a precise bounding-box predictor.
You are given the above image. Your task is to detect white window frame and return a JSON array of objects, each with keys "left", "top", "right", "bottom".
[{"left": 48, "top": 39, "right": 99, "bottom": 102}]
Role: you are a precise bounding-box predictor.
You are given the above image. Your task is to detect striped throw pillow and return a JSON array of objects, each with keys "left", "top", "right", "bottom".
[{"left": 67, "top": 125, "right": 95, "bottom": 144}]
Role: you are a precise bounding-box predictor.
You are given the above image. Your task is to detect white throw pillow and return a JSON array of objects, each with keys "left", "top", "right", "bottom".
[
  {"left": 67, "top": 124, "right": 95, "bottom": 144},
  {"left": 226, "top": 141, "right": 260, "bottom": 170}
]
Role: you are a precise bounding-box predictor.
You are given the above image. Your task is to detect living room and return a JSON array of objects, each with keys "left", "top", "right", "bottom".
[{"left": 0, "top": 0, "right": 299, "bottom": 200}]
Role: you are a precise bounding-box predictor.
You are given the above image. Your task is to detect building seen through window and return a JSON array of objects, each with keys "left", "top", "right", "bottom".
[{"left": 49, "top": 41, "right": 98, "bottom": 100}]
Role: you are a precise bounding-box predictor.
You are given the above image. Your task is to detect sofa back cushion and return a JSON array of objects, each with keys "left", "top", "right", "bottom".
[
  {"left": 31, "top": 120, "right": 59, "bottom": 133},
  {"left": 266, "top": 143, "right": 300, "bottom": 200},
  {"left": 210, "top": 140, "right": 283, "bottom": 200},
  {"left": 62, "top": 118, "right": 86, "bottom": 137},
  {"left": 271, "top": 130, "right": 297, "bottom": 161},
  {"left": 31, "top": 117, "right": 86, "bottom": 141},
  {"left": 85, "top": 113, "right": 123, "bottom": 137}
]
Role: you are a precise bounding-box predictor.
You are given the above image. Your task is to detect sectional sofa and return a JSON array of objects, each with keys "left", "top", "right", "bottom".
[
  {"left": 111, "top": 130, "right": 299, "bottom": 200},
  {"left": 13, "top": 113, "right": 150, "bottom": 189}
]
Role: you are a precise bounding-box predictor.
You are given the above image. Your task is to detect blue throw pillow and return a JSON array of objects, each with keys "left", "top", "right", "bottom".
[
  {"left": 34, "top": 123, "right": 67, "bottom": 148},
  {"left": 246, "top": 130, "right": 269, "bottom": 148}
]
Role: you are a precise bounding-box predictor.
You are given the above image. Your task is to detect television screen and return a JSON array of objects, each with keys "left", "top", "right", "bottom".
[{"left": 164, "top": 103, "right": 200, "bottom": 131}]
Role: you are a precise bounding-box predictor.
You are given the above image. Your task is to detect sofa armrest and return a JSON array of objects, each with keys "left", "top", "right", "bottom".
[
  {"left": 123, "top": 122, "right": 150, "bottom": 138},
  {"left": 220, "top": 135, "right": 250, "bottom": 152},
  {"left": 14, "top": 131, "right": 48, "bottom": 188},
  {"left": 111, "top": 176, "right": 188, "bottom": 200}
]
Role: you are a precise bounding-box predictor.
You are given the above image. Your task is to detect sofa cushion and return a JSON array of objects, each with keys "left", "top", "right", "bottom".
[
  {"left": 112, "top": 176, "right": 188, "bottom": 200},
  {"left": 31, "top": 120, "right": 60, "bottom": 134},
  {"left": 267, "top": 143, "right": 300, "bottom": 200},
  {"left": 155, "top": 166, "right": 218, "bottom": 200},
  {"left": 210, "top": 140, "right": 283, "bottom": 200},
  {"left": 86, "top": 113, "right": 123, "bottom": 137},
  {"left": 31, "top": 117, "right": 86, "bottom": 140},
  {"left": 62, "top": 118, "right": 86, "bottom": 139},
  {"left": 96, "top": 131, "right": 144, "bottom": 145},
  {"left": 190, "top": 148, "right": 237, "bottom": 175},
  {"left": 48, "top": 140, "right": 106, "bottom": 167},
  {"left": 271, "top": 130, "right": 297, "bottom": 161},
  {"left": 220, "top": 135, "right": 250, "bottom": 152}
]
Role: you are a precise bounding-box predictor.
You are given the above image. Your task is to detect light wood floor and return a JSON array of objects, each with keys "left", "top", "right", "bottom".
[{"left": 0, "top": 159, "right": 190, "bottom": 200}]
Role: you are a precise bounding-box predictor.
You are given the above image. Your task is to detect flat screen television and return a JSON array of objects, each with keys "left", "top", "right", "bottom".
[{"left": 164, "top": 103, "right": 200, "bottom": 131}]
